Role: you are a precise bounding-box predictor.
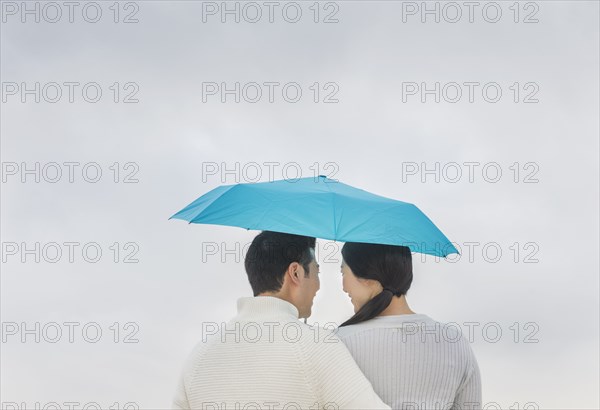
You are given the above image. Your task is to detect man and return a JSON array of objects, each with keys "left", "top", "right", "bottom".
[{"left": 172, "top": 231, "right": 390, "bottom": 409}]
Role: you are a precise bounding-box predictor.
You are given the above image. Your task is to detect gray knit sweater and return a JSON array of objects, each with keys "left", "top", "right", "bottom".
[{"left": 335, "top": 314, "right": 482, "bottom": 410}]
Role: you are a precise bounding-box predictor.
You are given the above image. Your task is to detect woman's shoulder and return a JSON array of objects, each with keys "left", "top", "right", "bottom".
[
  {"left": 335, "top": 314, "right": 479, "bottom": 357},
  {"left": 334, "top": 313, "right": 436, "bottom": 339}
]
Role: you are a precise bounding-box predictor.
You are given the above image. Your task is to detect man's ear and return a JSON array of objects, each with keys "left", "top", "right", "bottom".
[{"left": 286, "top": 262, "right": 302, "bottom": 284}]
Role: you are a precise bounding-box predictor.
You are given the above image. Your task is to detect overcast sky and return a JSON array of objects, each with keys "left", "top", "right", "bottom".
[{"left": 1, "top": 1, "right": 599, "bottom": 408}]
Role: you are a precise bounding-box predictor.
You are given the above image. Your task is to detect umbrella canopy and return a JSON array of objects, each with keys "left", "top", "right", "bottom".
[{"left": 170, "top": 176, "right": 458, "bottom": 257}]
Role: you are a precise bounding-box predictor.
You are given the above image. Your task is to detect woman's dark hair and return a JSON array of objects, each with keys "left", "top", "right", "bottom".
[
  {"left": 245, "top": 231, "right": 316, "bottom": 296},
  {"left": 339, "top": 242, "right": 413, "bottom": 327}
]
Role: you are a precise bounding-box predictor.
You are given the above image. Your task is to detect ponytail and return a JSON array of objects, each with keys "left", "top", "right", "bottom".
[{"left": 339, "top": 289, "right": 395, "bottom": 327}]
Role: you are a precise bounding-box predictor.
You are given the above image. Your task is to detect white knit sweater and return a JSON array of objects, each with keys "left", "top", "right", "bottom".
[
  {"left": 172, "top": 296, "right": 390, "bottom": 409},
  {"left": 335, "top": 314, "right": 482, "bottom": 410}
]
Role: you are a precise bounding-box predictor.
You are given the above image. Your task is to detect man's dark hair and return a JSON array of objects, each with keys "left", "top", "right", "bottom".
[{"left": 244, "top": 231, "right": 317, "bottom": 296}]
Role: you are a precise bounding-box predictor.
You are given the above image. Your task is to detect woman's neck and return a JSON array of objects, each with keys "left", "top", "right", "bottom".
[{"left": 379, "top": 295, "right": 416, "bottom": 316}]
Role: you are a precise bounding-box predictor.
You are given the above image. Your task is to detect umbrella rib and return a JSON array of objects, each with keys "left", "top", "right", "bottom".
[
  {"left": 188, "top": 184, "right": 240, "bottom": 224},
  {"left": 246, "top": 193, "right": 279, "bottom": 230},
  {"left": 323, "top": 181, "right": 338, "bottom": 240}
]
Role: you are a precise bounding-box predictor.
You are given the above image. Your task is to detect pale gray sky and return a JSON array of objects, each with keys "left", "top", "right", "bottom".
[{"left": 1, "top": 1, "right": 599, "bottom": 408}]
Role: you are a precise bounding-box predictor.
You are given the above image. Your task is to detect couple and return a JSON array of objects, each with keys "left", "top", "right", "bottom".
[{"left": 172, "top": 231, "right": 481, "bottom": 410}]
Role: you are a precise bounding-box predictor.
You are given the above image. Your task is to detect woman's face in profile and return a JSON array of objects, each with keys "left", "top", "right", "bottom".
[{"left": 341, "top": 259, "right": 379, "bottom": 313}]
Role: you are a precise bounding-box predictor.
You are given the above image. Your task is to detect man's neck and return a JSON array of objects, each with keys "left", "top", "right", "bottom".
[{"left": 256, "top": 292, "right": 299, "bottom": 316}]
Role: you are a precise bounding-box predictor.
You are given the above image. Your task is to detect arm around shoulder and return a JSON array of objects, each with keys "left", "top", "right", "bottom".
[{"left": 305, "top": 328, "right": 390, "bottom": 409}]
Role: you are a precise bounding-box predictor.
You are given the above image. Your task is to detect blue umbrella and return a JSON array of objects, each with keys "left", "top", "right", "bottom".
[{"left": 170, "top": 176, "right": 458, "bottom": 257}]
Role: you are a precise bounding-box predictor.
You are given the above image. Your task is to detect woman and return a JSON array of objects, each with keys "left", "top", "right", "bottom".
[{"left": 335, "top": 242, "right": 482, "bottom": 410}]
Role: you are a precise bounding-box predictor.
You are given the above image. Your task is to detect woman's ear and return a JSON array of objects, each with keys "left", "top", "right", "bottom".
[{"left": 362, "top": 278, "right": 383, "bottom": 291}]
